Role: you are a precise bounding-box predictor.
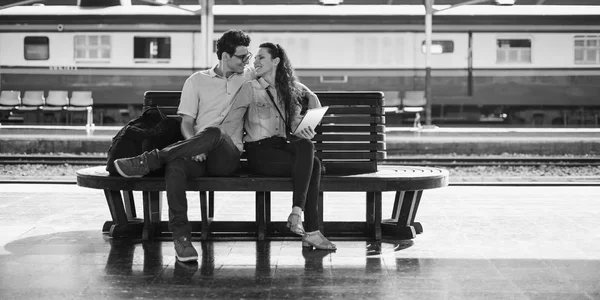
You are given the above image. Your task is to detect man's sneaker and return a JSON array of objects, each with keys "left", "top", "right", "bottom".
[
  {"left": 174, "top": 260, "right": 198, "bottom": 281},
  {"left": 114, "top": 153, "right": 150, "bottom": 178},
  {"left": 173, "top": 236, "right": 198, "bottom": 262}
]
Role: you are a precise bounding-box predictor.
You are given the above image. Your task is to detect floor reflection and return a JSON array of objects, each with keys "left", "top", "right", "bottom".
[
  {"left": 1, "top": 231, "right": 598, "bottom": 299},
  {"left": 103, "top": 238, "right": 413, "bottom": 282}
]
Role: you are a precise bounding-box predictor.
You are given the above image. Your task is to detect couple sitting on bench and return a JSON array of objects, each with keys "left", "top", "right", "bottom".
[{"left": 113, "top": 30, "right": 336, "bottom": 263}]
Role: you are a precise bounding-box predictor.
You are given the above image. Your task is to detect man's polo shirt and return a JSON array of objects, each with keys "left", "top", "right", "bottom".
[{"left": 177, "top": 65, "right": 255, "bottom": 138}]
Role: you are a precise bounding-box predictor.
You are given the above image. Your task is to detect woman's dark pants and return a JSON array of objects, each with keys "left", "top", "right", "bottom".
[{"left": 245, "top": 138, "right": 322, "bottom": 232}]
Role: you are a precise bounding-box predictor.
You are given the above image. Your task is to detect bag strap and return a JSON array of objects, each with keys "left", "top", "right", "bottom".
[
  {"left": 265, "top": 87, "right": 292, "bottom": 135},
  {"left": 145, "top": 106, "right": 167, "bottom": 120}
]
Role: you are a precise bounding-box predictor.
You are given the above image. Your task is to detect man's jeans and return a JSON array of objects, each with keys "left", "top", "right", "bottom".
[{"left": 155, "top": 127, "right": 240, "bottom": 237}]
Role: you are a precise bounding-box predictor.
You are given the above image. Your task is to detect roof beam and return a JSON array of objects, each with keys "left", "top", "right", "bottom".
[
  {"left": 0, "top": 0, "right": 44, "bottom": 11},
  {"left": 536, "top": 0, "right": 548, "bottom": 4}
]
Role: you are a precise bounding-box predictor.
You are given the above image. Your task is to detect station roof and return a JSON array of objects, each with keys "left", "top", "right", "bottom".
[
  {"left": 205, "top": 0, "right": 600, "bottom": 4},
  {"left": 2, "top": 0, "right": 600, "bottom": 5}
]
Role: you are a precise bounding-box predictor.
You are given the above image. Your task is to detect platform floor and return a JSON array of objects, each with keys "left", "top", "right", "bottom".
[{"left": 0, "top": 184, "right": 599, "bottom": 299}]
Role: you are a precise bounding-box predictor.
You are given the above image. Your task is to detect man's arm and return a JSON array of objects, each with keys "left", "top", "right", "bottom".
[
  {"left": 177, "top": 75, "right": 200, "bottom": 140},
  {"left": 180, "top": 114, "right": 196, "bottom": 140}
]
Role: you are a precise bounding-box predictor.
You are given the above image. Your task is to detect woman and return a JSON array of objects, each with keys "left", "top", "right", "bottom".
[{"left": 224, "top": 42, "right": 335, "bottom": 250}]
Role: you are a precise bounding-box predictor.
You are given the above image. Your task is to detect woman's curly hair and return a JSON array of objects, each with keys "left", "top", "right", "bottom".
[{"left": 259, "top": 42, "right": 302, "bottom": 125}]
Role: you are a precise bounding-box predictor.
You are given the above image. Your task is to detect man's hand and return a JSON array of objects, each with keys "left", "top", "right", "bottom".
[
  {"left": 191, "top": 153, "right": 207, "bottom": 162},
  {"left": 294, "top": 126, "right": 316, "bottom": 140}
]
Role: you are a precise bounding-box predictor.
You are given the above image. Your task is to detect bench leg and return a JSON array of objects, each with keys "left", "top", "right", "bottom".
[
  {"left": 396, "top": 190, "right": 423, "bottom": 235},
  {"left": 382, "top": 190, "right": 423, "bottom": 239},
  {"left": 209, "top": 191, "right": 214, "bottom": 219},
  {"left": 409, "top": 191, "right": 423, "bottom": 235},
  {"left": 103, "top": 189, "right": 143, "bottom": 238},
  {"left": 256, "top": 191, "right": 268, "bottom": 240},
  {"left": 142, "top": 191, "right": 162, "bottom": 240},
  {"left": 318, "top": 192, "right": 324, "bottom": 233},
  {"left": 265, "top": 192, "right": 271, "bottom": 234},
  {"left": 122, "top": 190, "right": 136, "bottom": 219},
  {"left": 200, "top": 191, "right": 212, "bottom": 240},
  {"left": 366, "top": 192, "right": 382, "bottom": 240}
]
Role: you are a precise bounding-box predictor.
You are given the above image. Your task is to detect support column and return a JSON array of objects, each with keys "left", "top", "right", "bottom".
[
  {"left": 424, "top": 0, "right": 433, "bottom": 126},
  {"left": 200, "top": 0, "right": 214, "bottom": 69}
]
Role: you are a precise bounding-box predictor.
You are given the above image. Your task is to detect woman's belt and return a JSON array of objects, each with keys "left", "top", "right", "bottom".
[{"left": 244, "top": 136, "right": 288, "bottom": 148}]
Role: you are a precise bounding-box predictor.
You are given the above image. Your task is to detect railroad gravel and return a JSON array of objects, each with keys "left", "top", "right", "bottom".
[{"left": 1, "top": 153, "right": 598, "bottom": 180}]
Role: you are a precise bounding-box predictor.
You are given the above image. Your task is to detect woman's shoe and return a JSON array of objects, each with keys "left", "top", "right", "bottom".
[
  {"left": 302, "top": 231, "right": 337, "bottom": 251},
  {"left": 286, "top": 213, "right": 305, "bottom": 236}
]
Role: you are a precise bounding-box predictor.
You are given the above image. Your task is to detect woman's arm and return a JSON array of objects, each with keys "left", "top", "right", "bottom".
[{"left": 291, "top": 82, "right": 321, "bottom": 140}]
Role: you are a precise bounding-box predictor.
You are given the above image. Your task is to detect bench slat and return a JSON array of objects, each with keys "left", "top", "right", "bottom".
[
  {"left": 326, "top": 107, "right": 384, "bottom": 115},
  {"left": 316, "top": 151, "right": 385, "bottom": 160},
  {"left": 321, "top": 162, "right": 378, "bottom": 174},
  {"left": 315, "top": 142, "right": 385, "bottom": 151},
  {"left": 145, "top": 106, "right": 384, "bottom": 116},
  {"left": 322, "top": 116, "right": 384, "bottom": 124},
  {"left": 316, "top": 125, "right": 385, "bottom": 133},
  {"left": 319, "top": 98, "right": 382, "bottom": 107},
  {"left": 145, "top": 91, "right": 384, "bottom": 108},
  {"left": 316, "top": 91, "right": 383, "bottom": 97},
  {"left": 314, "top": 134, "right": 384, "bottom": 142},
  {"left": 148, "top": 107, "right": 384, "bottom": 117}
]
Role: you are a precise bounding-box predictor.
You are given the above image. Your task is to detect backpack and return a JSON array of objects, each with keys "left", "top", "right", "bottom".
[{"left": 106, "top": 107, "right": 184, "bottom": 176}]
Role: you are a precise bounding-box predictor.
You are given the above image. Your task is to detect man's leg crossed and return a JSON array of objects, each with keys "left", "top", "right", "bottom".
[{"left": 114, "top": 127, "right": 237, "bottom": 178}]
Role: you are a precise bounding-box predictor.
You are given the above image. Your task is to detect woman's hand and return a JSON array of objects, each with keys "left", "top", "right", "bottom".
[{"left": 294, "top": 126, "right": 316, "bottom": 140}]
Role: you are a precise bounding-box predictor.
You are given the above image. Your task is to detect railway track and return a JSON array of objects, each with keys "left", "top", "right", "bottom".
[
  {"left": 1, "top": 154, "right": 599, "bottom": 167},
  {"left": 381, "top": 157, "right": 600, "bottom": 167},
  {"left": 0, "top": 155, "right": 107, "bottom": 165}
]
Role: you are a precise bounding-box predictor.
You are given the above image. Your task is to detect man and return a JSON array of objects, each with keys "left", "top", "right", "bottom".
[{"left": 113, "top": 29, "right": 255, "bottom": 262}]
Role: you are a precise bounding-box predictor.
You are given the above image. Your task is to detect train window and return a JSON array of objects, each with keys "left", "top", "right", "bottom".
[
  {"left": 421, "top": 40, "right": 454, "bottom": 54},
  {"left": 574, "top": 35, "right": 600, "bottom": 64},
  {"left": 496, "top": 39, "right": 531, "bottom": 64},
  {"left": 74, "top": 35, "right": 111, "bottom": 61},
  {"left": 134, "top": 37, "right": 171, "bottom": 61},
  {"left": 24, "top": 36, "right": 49, "bottom": 60},
  {"left": 320, "top": 75, "right": 348, "bottom": 83}
]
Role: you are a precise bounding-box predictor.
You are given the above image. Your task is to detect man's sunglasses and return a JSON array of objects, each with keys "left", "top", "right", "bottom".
[{"left": 231, "top": 52, "right": 252, "bottom": 63}]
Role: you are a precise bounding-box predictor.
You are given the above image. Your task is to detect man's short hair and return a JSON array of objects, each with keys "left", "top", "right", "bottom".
[{"left": 216, "top": 29, "right": 251, "bottom": 60}]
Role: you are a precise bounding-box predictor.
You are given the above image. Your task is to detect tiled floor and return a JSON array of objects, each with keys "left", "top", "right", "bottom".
[{"left": 0, "top": 184, "right": 599, "bottom": 299}]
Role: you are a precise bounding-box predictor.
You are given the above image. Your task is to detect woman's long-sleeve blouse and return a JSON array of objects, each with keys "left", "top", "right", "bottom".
[{"left": 221, "top": 77, "right": 321, "bottom": 144}]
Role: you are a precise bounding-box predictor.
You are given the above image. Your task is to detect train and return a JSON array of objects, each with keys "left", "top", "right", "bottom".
[{"left": 1, "top": 3, "right": 600, "bottom": 126}]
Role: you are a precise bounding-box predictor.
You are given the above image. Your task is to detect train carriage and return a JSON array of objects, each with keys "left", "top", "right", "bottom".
[{"left": 1, "top": 4, "right": 600, "bottom": 125}]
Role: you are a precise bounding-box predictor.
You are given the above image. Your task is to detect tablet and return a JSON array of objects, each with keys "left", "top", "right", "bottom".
[{"left": 293, "top": 106, "right": 329, "bottom": 135}]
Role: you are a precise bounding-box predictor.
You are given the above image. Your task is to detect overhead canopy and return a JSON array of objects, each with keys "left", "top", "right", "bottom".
[
  {"left": 166, "top": 0, "right": 600, "bottom": 5},
  {"left": 1, "top": 0, "right": 600, "bottom": 5}
]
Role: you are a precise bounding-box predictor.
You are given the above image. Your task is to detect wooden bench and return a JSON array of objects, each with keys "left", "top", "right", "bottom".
[{"left": 76, "top": 91, "right": 449, "bottom": 241}]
